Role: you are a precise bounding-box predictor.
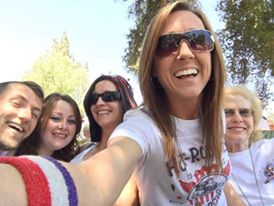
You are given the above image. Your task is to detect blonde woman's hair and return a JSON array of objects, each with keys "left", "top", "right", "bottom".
[
  {"left": 224, "top": 85, "right": 263, "bottom": 143},
  {"left": 138, "top": 0, "right": 226, "bottom": 174}
]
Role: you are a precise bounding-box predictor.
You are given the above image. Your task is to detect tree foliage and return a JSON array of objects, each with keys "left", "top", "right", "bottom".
[
  {"left": 216, "top": 0, "right": 274, "bottom": 106},
  {"left": 22, "top": 33, "right": 89, "bottom": 112},
  {"left": 121, "top": 0, "right": 200, "bottom": 72},
  {"left": 120, "top": 0, "right": 273, "bottom": 106}
]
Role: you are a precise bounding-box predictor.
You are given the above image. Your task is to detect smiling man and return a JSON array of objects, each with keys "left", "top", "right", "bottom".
[{"left": 0, "top": 81, "right": 44, "bottom": 155}]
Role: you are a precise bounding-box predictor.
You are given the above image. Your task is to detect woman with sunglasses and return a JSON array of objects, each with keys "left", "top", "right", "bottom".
[
  {"left": 224, "top": 85, "right": 274, "bottom": 205},
  {"left": 70, "top": 74, "right": 139, "bottom": 205},
  {"left": 15, "top": 92, "right": 82, "bottom": 162},
  {"left": 0, "top": 1, "right": 244, "bottom": 205}
]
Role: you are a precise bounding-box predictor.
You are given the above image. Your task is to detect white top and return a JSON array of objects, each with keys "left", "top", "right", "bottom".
[
  {"left": 0, "top": 150, "right": 15, "bottom": 156},
  {"left": 110, "top": 108, "right": 231, "bottom": 206},
  {"left": 229, "top": 138, "right": 274, "bottom": 205},
  {"left": 0, "top": 150, "right": 9, "bottom": 156},
  {"left": 70, "top": 144, "right": 96, "bottom": 163}
]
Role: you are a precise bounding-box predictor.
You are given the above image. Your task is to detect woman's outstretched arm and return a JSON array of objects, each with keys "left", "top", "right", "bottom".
[
  {"left": 0, "top": 137, "right": 142, "bottom": 206},
  {"left": 0, "top": 163, "right": 28, "bottom": 206}
]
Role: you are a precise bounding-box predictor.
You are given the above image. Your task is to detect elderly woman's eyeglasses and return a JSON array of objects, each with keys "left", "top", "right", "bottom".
[
  {"left": 155, "top": 29, "right": 215, "bottom": 57},
  {"left": 224, "top": 108, "right": 253, "bottom": 118},
  {"left": 90, "top": 91, "right": 121, "bottom": 105}
]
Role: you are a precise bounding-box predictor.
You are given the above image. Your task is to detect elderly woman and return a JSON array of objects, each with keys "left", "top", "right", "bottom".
[{"left": 224, "top": 85, "right": 274, "bottom": 205}]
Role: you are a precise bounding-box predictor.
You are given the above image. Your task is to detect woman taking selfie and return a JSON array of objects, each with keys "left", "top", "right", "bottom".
[{"left": 0, "top": 1, "right": 244, "bottom": 205}]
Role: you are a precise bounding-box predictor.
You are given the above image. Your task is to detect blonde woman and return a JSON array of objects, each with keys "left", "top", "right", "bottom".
[{"left": 224, "top": 85, "right": 274, "bottom": 205}]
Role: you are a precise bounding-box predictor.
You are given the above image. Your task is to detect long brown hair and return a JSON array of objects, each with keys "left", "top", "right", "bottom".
[
  {"left": 138, "top": 0, "right": 226, "bottom": 174},
  {"left": 15, "top": 93, "right": 82, "bottom": 162}
]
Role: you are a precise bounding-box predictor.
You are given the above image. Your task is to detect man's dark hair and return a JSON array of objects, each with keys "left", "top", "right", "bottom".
[{"left": 0, "top": 81, "right": 44, "bottom": 100}]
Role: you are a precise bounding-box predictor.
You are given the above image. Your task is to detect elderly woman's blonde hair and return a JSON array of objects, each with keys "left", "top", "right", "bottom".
[{"left": 224, "top": 85, "right": 263, "bottom": 143}]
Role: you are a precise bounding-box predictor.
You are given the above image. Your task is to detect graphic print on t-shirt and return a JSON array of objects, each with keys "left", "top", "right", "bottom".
[
  {"left": 180, "top": 164, "right": 230, "bottom": 205},
  {"left": 263, "top": 161, "right": 274, "bottom": 184},
  {"left": 166, "top": 145, "right": 230, "bottom": 205}
]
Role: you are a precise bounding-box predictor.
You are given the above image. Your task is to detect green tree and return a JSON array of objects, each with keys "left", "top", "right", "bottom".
[
  {"left": 121, "top": 0, "right": 273, "bottom": 106},
  {"left": 121, "top": 0, "right": 200, "bottom": 72},
  {"left": 22, "top": 32, "right": 89, "bottom": 113},
  {"left": 216, "top": 0, "right": 274, "bottom": 105}
]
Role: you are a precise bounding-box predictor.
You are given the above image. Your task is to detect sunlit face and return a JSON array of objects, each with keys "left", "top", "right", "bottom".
[
  {"left": 224, "top": 94, "right": 254, "bottom": 146},
  {"left": 91, "top": 80, "right": 123, "bottom": 132},
  {"left": 39, "top": 100, "right": 77, "bottom": 155},
  {"left": 154, "top": 11, "right": 212, "bottom": 116},
  {"left": 0, "top": 83, "right": 42, "bottom": 150}
]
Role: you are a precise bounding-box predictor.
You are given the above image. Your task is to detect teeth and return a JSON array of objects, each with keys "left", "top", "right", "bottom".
[
  {"left": 174, "top": 69, "right": 198, "bottom": 78},
  {"left": 54, "top": 133, "right": 67, "bottom": 138},
  {"left": 98, "top": 111, "right": 109, "bottom": 115},
  {"left": 8, "top": 122, "right": 23, "bottom": 133},
  {"left": 230, "top": 127, "right": 244, "bottom": 131}
]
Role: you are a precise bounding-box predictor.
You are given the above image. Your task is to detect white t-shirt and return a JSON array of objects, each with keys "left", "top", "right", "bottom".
[
  {"left": 229, "top": 138, "right": 274, "bottom": 205},
  {"left": 0, "top": 150, "right": 9, "bottom": 156},
  {"left": 70, "top": 144, "right": 96, "bottom": 163},
  {"left": 110, "top": 108, "right": 231, "bottom": 206},
  {"left": 0, "top": 150, "right": 15, "bottom": 156}
]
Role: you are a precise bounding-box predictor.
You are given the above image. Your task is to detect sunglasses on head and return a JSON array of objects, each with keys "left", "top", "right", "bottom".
[
  {"left": 224, "top": 108, "right": 253, "bottom": 118},
  {"left": 155, "top": 29, "right": 215, "bottom": 57},
  {"left": 90, "top": 91, "right": 121, "bottom": 105}
]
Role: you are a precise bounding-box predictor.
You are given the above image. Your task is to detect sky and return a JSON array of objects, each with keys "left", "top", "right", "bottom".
[{"left": 0, "top": 0, "right": 225, "bottom": 106}]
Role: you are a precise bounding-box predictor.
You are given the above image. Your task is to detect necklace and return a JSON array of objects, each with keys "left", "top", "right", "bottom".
[{"left": 231, "top": 148, "right": 264, "bottom": 206}]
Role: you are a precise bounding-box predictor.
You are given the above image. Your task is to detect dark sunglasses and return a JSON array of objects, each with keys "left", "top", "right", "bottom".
[
  {"left": 155, "top": 29, "right": 215, "bottom": 57},
  {"left": 90, "top": 91, "right": 121, "bottom": 105},
  {"left": 224, "top": 108, "right": 253, "bottom": 118}
]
